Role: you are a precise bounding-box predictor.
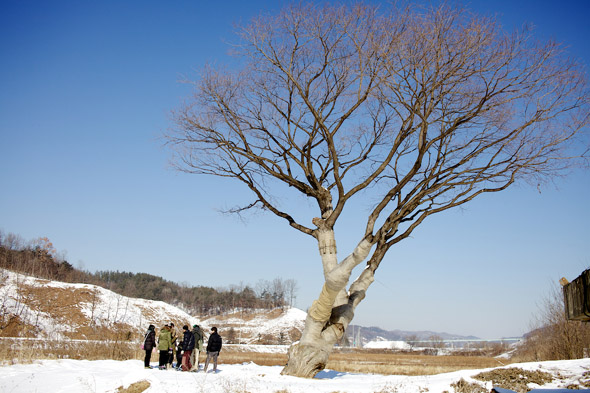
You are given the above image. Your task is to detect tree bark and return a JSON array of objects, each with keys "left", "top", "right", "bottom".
[
  {"left": 281, "top": 233, "right": 374, "bottom": 377},
  {"left": 281, "top": 326, "right": 332, "bottom": 377}
]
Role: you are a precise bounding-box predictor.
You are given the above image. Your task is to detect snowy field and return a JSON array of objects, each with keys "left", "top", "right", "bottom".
[{"left": 1, "top": 358, "right": 589, "bottom": 393}]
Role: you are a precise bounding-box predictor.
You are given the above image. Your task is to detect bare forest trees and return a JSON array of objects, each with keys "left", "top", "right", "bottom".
[
  {"left": 517, "top": 284, "right": 590, "bottom": 361},
  {"left": 1, "top": 231, "right": 298, "bottom": 315},
  {"left": 256, "top": 278, "right": 298, "bottom": 309},
  {"left": 168, "top": 2, "right": 589, "bottom": 377},
  {"left": 0, "top": 231, "right": 76, "bottom": 282}
]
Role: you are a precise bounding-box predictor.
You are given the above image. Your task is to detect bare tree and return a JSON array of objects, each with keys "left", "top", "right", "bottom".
[
  {"left": 405, "top": 334, "right": 419, "bottom": 350},
  {"left": 517, "top": 283, "right": 590, "bottom": 361},
  {"left": 429, "top": 335, "right": 446, "bottom": 351},
  {"left": 167, "top": 2, "right": 589, "bottom": 377},
  {"left": 271, "top": 278, "right": 285, "bottom": 308},
  {"left": 284, "top": 278, "right": 298, "bottom": 308}
]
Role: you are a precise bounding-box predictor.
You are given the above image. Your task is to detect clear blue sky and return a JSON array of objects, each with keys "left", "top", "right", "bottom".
[{"left": 1, "top": 0, "right": 589, "bottom": 339}]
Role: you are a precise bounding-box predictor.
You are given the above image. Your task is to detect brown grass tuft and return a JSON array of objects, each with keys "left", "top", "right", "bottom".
[
  {"left": 116, "top": 380, "right": 150, "bottom": 393},
  {"left": 473, "top": 367, "right": 554, "bottom": 392},
  {"left": 450, "top": 378, "right": 487, "bottom": 393}
]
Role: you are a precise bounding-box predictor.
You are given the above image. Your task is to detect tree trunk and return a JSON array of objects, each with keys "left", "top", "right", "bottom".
[
  {"left": 281, "top": 313, "right": 342, "bottom": 377},
  {"left": 281, "top": 342, "right": 331, "bottom": 378},
  {"left": 281, "top": 230, "right": 375, "bottom": 378}
]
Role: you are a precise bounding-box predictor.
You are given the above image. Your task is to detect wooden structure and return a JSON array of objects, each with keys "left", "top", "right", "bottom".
[{"left": 562, "top": 269, "right": 590, "bottom": 321}]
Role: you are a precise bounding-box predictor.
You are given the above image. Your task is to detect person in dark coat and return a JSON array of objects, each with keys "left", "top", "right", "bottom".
[
  {"left": 204, "top": 326, "right": 222, "bottom": 373},
  {"left": 142, "top": 324, "right": 156, "bottom": 369},
  {"left": 180, "top": 325, "right": 195, "bottom": 371}
]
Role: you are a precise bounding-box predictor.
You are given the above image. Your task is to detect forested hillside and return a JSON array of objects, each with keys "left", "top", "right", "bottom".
[{"left": 0, "top": 231, "right": 295, "bottom": 315}]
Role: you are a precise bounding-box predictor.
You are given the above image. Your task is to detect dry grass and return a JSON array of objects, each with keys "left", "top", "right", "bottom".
[
  {"left": 16, "top": 283, "right": 99, "bottom": 339},
  {"left": 449, "top": 378, "right": 488, "bottom": 393},
  {"left": 2, "top": 282, "right": 140, "bottom": 341},
  {"left": 0, "top": 337, "right": 143, "bottom": 364},
  {"left": 217, "top": 346, "right": 503, "bottom": 376},
  {"left": 221, "top": 348, "right": 288, "bottom": 367},
  {"left": 473, "top": 367, "right": 554, "bottom": 393},
  {"left": 329, "top": 350, "right": 502, "bottom": 376},
  {"left": 115, "top": 380, "right": 151, "bottom": 393},
  {"left": 0, "top": 339, "right": 505, "bottom": 377}
]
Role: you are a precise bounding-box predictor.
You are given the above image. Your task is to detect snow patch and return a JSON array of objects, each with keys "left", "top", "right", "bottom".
[
  {"left": 0, "top": 358, "right": 589, "bottom": 393},
  {"left": 364, "top": 340, "right": 411, "bottom": 350}
]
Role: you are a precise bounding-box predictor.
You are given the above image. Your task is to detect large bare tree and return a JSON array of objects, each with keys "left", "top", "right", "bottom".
[{"left": 167, "top": 3, "right": 589, "bottom": 377}]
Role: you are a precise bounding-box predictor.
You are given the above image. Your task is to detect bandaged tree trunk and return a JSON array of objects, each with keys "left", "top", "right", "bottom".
[{"left": 281, "top": 224, "right": 375, "bottom": 377}]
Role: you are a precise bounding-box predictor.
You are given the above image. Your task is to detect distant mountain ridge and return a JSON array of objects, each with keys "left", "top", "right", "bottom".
[{"left": 348, "top": 325, "right": 480, "bottom": 343}]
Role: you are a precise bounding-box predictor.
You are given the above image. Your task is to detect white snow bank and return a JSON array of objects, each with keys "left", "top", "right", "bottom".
[
  {"left": 1, "top": 358, "right": 589, "bottom": 393},
  {"left": 203, "top": 307, "right": 307, "bottom": 343},
  {"left": 364, "top": 340, "right": 411, "bottom": 350}
]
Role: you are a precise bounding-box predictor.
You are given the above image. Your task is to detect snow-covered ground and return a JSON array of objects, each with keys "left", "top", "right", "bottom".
[
  {"left": 203, "top": 307, "right": 307, "bottom": 344},
  {"left": 0, "top": 358, "right": 589, "bottom": 393},
  {"left": 364, "top": 340, "right": 411, "bottom": 350},
  {"left": 4, "top": 268, "right": 589, "bottom": 392}
]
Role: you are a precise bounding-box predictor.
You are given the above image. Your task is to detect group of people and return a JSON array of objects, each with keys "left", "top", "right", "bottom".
[{"left": 142, "top": 322, "right": 222, "bottom": 373}]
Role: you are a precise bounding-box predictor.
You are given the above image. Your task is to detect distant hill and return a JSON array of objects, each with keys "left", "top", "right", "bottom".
[
  {"left": 1, "top": 268, "right": 485, "bottom": 347},
  {"left": 0, "top": 235, "right": 292, "bottom": 316},
  {"left": 0, "top": 268, "right": 305, "bottom": 344},
  {"left": 347, "top": 325, "right": 480, "bottom": 344},
  {"left": 0, "top": 268, "right": 198, "bottom": 340}
]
